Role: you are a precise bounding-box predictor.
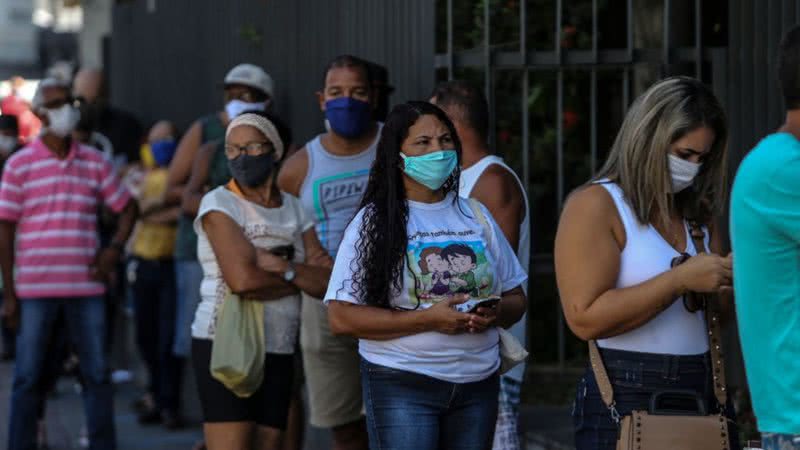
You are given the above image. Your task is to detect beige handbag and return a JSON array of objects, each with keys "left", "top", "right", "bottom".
[{"left": 588, "top": 222, "right": 733, "bottom": 450}]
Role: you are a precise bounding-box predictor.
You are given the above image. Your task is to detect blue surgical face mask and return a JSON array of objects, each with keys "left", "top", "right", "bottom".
[
  {"left": 324, "top": 97, "right": 372, "bottom": 138},
  {"left": 400, "top": 150, "right": 458, "bottom": 191},
  {"left": 150, "top": 139, "right": 177, "bottom": 167}
]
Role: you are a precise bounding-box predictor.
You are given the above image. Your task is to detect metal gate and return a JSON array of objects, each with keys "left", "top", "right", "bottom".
[{"left": 435, "top": 0, "right": 729, "bottom": 368}]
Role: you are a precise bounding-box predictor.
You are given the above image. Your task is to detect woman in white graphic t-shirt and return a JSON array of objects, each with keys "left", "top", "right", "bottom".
[{"left": 325, "top": 101, "right": 527, "bottom": 450}]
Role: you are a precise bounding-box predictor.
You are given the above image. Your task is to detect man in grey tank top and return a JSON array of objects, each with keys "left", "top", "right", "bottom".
[
  {"left": 277, "top": 55, "right": 381, "bottom": 450},
  {"left": 432, "top": 81, "right": 530, "bottom": 450}
]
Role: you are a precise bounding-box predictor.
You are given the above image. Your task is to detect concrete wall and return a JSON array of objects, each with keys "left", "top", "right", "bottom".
[
  {"left": 0, "top": 0, "right": 37, "bottom": 66},
  {"left": 78, "top": 0, "right": 112, "bottom": 68}
]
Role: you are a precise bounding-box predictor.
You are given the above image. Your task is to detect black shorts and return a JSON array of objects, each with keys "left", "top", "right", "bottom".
[{"left": 192, "top": 338, "right": 294, "bottom": 429}]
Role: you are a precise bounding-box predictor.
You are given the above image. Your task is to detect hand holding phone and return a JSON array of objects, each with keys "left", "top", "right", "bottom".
[
  {"left": 453, "top": 296, "right": 501, "bottom": 314},
  {"left": 270, "top": 245, "right": 295, "bottom": 261},
  {"left": 453, "top": 296, "right": 501, "bottom": 333},
  {"left": 468, "top": 296, "right": 500, "bottom": 314}
]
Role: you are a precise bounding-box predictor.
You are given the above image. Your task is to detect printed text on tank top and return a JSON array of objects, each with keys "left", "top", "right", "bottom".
[{"left": 298, "top": 125, "right": 382, "bottom": 257}]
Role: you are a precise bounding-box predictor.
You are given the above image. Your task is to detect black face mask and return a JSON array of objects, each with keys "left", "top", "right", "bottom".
[{"left": 227, "top": 153, "right": 275, "bottom": 187}]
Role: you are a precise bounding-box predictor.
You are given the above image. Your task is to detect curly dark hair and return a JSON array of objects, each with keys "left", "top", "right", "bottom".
[{"left": 348, "top": 101, "right": 462, "bottom": 309}]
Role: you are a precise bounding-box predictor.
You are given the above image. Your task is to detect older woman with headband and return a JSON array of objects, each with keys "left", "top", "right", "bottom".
[{"left": 191, "top": 112, "right": 332, "bottom": 450}]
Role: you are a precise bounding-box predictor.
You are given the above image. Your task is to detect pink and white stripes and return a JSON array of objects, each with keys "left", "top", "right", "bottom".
[{"left": 0, "top": 139, "right": 131, "bottom": 298}]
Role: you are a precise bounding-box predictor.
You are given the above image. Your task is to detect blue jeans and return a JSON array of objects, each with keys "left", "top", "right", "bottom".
[
  {"left": 493, "top": 376, "right": 521, "bottom": 450},
  {"left": 8, "top": 296, "right": 116, "bottom": 450},
  {"left": 572, "top": 347, "right": 740, "bottom": 450},
  {"left": 172, "top": 259, "right": 203, "bottom": 357},
  {"left": 763, "top": 433, "right": 800, "bottom": 449},
  {"left": 131, "top": 258, "right": 182, "bottom": 412},
  {"left": 361, "top": 358, "right": 499, "bottom": 450}
]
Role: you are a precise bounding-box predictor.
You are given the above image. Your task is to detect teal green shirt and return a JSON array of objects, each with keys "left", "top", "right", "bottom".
[{"left": 731, "top": 132, "right": 800, "bottom": 435}]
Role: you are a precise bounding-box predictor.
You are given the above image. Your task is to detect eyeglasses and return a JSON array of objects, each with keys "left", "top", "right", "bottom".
[
  {"left": 670, "top": 252, "right": 706, "bottom": 313},
  {"left": 224, "top": 141, "right": 274, "bottom": 158}
]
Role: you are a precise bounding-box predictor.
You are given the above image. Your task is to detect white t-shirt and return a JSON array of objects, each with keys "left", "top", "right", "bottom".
[
  {"left": 192, "top": 186, "right": 315, "bottom": 355},
  {"left": 324, "top": 194, "right": 527, "bottom": 383}
]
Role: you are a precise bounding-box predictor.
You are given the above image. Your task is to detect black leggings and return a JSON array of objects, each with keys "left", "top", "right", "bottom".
[{"left": 192, "top": 339, "right": 294, "bottom": 429}]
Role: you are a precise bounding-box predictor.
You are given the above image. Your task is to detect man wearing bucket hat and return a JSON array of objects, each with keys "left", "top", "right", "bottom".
[{"left": 166, "top": 63, "right": 275, "bottom": 397}]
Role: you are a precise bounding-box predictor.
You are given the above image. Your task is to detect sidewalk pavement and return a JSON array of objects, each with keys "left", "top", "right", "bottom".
[
  {"left": 0, "top": 357, "right": 203, "bottom": 450},
  {"left": 0, "top": 358, "right": 574, "bottom": 450}
]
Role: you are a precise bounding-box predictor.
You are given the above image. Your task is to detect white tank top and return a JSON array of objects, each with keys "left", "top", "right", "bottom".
[
  {"left": 596, "top": 181, "right": 709, "bottom": 355},
  {"left": 460, "top": 155, "right": 530, "bottom": 381}
]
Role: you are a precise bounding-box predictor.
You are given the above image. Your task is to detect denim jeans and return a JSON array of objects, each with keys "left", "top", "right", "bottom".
[
  {"left": 8, "top": 296, "right": 116, "bottom": 450},
  {"left": 572, "top": 347, "right": 740, "bottom": 450},
  {"left": 361, "top": 358, "right": 499, "bottom": 450},
  {"left": 131, "top": 258, "right": 182, "bottom": 412},
  {"left": 763, "top": 433, "right": 800, "bottom": 449},
  {"left": 172, "top": 259, "right": 203, "bottom": 357},
  {"left": 493, "top": 376, "right": 522, "bottom": 450}
]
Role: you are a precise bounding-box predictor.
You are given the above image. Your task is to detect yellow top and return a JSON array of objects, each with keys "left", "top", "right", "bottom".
[{"left": 131, "top": 168, "right": 177, "bottom": 260}]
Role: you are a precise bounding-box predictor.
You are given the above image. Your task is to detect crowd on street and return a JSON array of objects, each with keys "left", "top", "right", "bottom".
[{"left": 0, "top": 24, "right": 798, "bottom": 450}]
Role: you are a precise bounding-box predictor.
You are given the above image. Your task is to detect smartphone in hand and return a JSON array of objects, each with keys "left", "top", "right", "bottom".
[
  {"left": 454, "top": 296, "right": 501, "bottom": 314},
  {"left": 270, "top": 245, "right": 295, "bottom": 261}
]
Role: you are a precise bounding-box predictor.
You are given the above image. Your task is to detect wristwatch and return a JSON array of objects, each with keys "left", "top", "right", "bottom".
[{"left": 283, "top": 262, "right": 296, "bottom": 283}]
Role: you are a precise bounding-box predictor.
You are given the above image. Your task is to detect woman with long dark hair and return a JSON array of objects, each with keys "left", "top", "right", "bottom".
[
  {"left": 325, "top": 101, "right": 527, "bottom": 450},
  {"left": 555, "top": 76, "right": 740, "bottom": 449}
]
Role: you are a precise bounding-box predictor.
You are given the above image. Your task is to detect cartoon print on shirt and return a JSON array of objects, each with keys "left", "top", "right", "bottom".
[
  {"left": 408, "top": 237, "right": 492, "bottom": 307},
  {"left": 441, "top": 244, "right": 479, "bottom": 296},
  {"left": 419, "top": 247, "right": 452, "bottom": 296}
]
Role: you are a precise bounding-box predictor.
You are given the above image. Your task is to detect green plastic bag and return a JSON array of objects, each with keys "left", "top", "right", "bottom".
[{"left": 210, "top": 292, "right": 265, "bottom": 398}]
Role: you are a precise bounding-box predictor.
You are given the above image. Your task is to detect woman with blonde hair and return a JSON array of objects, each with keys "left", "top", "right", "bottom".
[{"left": 555, "top": 76, "right": 740, "bottom": 449}]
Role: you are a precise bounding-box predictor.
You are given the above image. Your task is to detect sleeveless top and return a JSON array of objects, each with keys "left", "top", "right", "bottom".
[
  {"left": 174, "top": 113, "right": 226, "bottom": 261},
  {"left": 596, "top": 181, "right": 709, "bottom": 355},
  {"left": 299, "top": 128, "right": 381, "bottom": 257},
  {"left": 460, "top": 155, "right": 531, "bottom": 381}
]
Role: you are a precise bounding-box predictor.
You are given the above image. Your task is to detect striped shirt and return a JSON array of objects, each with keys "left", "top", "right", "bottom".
[{"left": 0, "top": 138, "right": 131, "bottom": 299}]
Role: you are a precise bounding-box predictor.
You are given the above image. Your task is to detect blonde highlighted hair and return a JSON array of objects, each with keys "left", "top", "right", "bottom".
[{"left": 593, "top": 76, "right": 728, "bottom": 228}]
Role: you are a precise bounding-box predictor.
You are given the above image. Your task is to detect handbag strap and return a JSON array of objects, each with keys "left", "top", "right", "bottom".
[
  {"left": 468, "top": 198, "right": 493, "bottom": 249},
  {"left": 687, "top": 221, "right": 728, "bottom": 409},
  {"left": 588, "top": 340, "right": 620, "bottom": 421},
  {"left": 588, "top": 220, "right": 727, "bottom": 421}
]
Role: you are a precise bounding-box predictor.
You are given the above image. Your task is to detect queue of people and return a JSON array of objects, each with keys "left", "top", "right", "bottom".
[{"left": 0, "top": 25, "right": 798, "bottom": 450}]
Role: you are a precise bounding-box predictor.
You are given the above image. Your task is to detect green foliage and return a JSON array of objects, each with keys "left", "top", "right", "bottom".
[{"left": 238, "top": 24, "right": 262, "bottom": 48}]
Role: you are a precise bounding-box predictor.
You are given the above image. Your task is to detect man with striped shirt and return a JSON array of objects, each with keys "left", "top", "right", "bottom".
[{"left": 0, "top": 78, "right": 138, "bottom": 450}]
